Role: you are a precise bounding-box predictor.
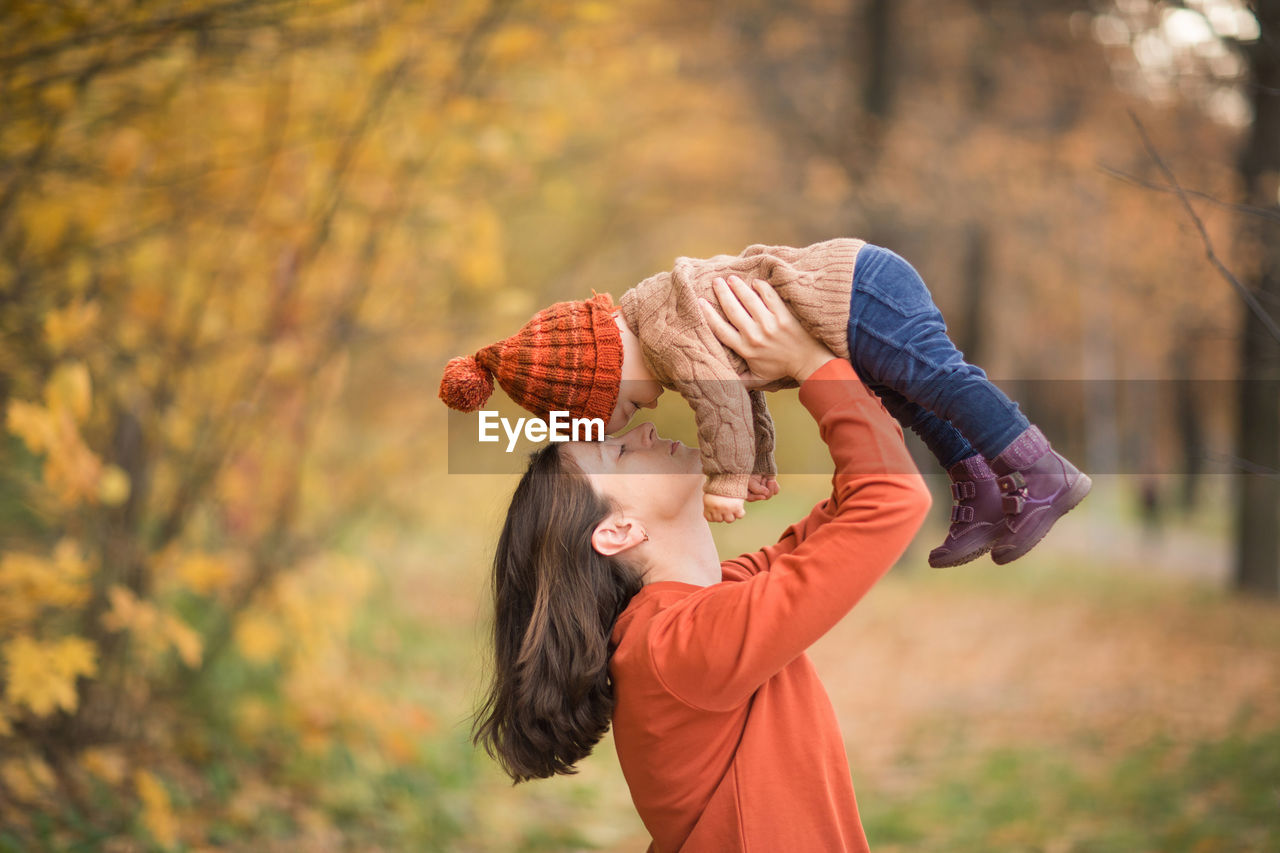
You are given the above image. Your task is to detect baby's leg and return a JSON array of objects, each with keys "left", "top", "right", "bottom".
[
  {"left": 846, "top": 245, "right": 1026, "bottom": 460},
  {"left": 860, "top": 382, "right": 976, "bottom": 470},
  {"left": 864, "top": 380, "right": 1007, "bottom": 567},
  {"left": 847, "top": 244, "right": 1089, "bottom": 566}
]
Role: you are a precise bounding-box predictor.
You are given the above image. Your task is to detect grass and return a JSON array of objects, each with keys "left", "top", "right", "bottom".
[{"left": 861, "top": 723, "right": 1280, "bottom": 852}]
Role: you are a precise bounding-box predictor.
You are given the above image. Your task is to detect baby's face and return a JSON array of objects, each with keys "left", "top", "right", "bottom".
[
  {"left": 605, "top": 380, "right": 663, "bottom": 434},
  {"left": 605, "top": 313, "right": 664, "bottom": 434}
]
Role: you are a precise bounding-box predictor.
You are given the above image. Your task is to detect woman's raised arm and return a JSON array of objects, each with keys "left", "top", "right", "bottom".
[{"left": 644, "top": 282, "right": 932, "bottom": 712}]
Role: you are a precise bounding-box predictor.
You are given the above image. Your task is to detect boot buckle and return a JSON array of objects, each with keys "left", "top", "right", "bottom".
[
  {"left": 1002, "top": 494, "right": 1026, "bottom": 514},
  {"left": 996, "top": 472, "right": 1026, "bottom": 493},
  {"left": 950, "top": 481, "right": 977, "bottom": 501},
  {"left": 951, "top": 504, "right": 976, "bottom": 523}
]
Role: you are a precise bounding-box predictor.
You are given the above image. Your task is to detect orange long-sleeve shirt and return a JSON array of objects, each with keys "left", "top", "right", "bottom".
[{"left": 608, "top": 358, "right": 932, "bottom": 852}]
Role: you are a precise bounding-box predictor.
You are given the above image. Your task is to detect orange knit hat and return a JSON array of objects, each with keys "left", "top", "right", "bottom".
[{"left": 439, "top": 293, "right": 623, "bottom": 422}]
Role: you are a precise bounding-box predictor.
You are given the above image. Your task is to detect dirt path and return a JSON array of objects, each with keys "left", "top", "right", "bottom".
[{"left": 812, "top": 570, "right": 1280, "bottom": 783}]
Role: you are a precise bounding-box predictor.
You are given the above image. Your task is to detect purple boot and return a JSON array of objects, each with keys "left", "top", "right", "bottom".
[
  {"left": 928, "top": 454, "right": 1006, "bottom": 568},
  {"left": 988, "top": 425, "right": 1092, "bottom": 565}
]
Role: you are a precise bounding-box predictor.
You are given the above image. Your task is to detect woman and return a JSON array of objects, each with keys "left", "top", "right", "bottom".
[{"left": 473, "top": 276, "right": 933, "bottom": 851}]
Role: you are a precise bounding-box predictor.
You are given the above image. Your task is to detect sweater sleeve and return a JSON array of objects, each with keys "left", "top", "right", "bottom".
[
  {"left": 749, "top": 390, "right": 776, "bottom": 477},
  {"left": 660, "top": 345, "right": 757, "bottom": 500},
  {"left": 646, "top": 358, "right": 932, "bottom": 712},
  {"left": 632, "top": 268, "right": 762, "bottom": 501}
]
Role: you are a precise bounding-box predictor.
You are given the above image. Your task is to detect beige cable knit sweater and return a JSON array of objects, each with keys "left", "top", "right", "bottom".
[{"left": 617, "top": 238, "right": 866, "bottom": 499}]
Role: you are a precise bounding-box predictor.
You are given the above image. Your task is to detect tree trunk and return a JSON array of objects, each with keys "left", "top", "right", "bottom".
[
  {"left": 1171, "top": 341, "right": 1204, "bottom": 511},
  {"left": 861, "top": 0, "right": 895, "bottom": 119},
  {"left": 1233, "top": 0, "right": 1280, "bottom": 596},
  {"left": 958, "top": 222, "right": 990, "bottom": 365}
]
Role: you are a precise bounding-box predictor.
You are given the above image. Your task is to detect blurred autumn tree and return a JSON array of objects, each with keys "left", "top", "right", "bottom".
[
  {"left": 1234, "top": 0, "right": 1280, "bottom": 596},
  {"left": 701, "top": 0, "right": 1245, "bottom": 504},
  {"left": 0, "top": 0, "right": 686, "bottom": 847},
  {"left": 1088, "top": 0, "right": 1279, "bottom": 594},
  {"left": 0, "top": 0, "right": 867, "bottom": 846}
]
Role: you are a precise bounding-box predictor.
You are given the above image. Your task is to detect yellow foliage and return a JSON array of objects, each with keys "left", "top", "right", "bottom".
[
  {"left": 101, "top": 586, "right": 203, "bottom": 669},
  {"left": 80, "top": 746, "right": 128, "bottom": 786},
  {"left": 44, "top": 299, "right": 101, "bottom": 355},
  {"left": 0, "top": 753, "right": 56, "bottom": 804},
  {"left": 265, "top": 337, "right": 306, "bottom": 383},
  {"left": 172, "top": 551, "right": 237, "bottom": 596},
  {"left": 126, "top": 272, "right": 168, "bottom": 324},
  {"left": 98, "top": 464, "right": 131, "bottom": 506},
  {"left": 6, "top": 399, "right": 55, "bottom": 453},
  {"left": 225, "top": 777, "right": 273, "bottom": 829},
  {"left": 40, "top": 82, "right": 76, "bottom": 112},
  {"left": 365, "top": 28, "right": 404, "bottom": 75},
  {"left": 234, "top": 696, "right": 273, "bottom": 742},
  {"left": 67, "top": 188, "right": 116, "bottom": 252},
  {"left": 489, "top": 24, "right": 543, "bottom": 63},
  {"left": 160, "top": 407, "right": 197, "bottom": 451},
  {"left": 2, "top": 634, "right": 98, "bottom": 717},
  {"left": 135, "top": 769, "right": 179, "bottom": 848},
  {"left": 165, "top": 616, "right": 203, "bottom": 668},
  {"left": 105, "top": 127, "right": 148, "bottom": 178},
  {"left": 283, "top": 659, "right": 358, "bottom": 755},
  {"left": 274, "top": 555, "right": 374, "bottom": 656},
  {"left": 115, "top": 314, "right": 148, "bottom": 354},
  {"left": 455, "top": 203, "right": 505, "bottom": 290},
  {"left": 0, "top": 540, "right": 92, "bottom": 629},
  {"left": 45, "top": 434, "right": 104, "bottom": 506},
  {"left": 19, "top": 197, "right": 69, "bottom": 255},
  {"left": 102, "top": 585, "right": 158, "bottom": 634},
  {"left": 8, "top": 368, "right": 108, "bottom": 505},
  {"left": 577, "top": 1, "right": 616, "bottom": 22},
  {"left": 235, "top": 611, "right": 284, "bottom": 664}
]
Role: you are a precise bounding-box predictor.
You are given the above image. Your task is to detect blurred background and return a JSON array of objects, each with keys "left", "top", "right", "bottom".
[{"left": 1, "top": 0, "right": 1278, "bottom": 850}]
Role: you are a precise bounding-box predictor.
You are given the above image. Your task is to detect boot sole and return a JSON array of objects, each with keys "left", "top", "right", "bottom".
[
  {"left": 929, "top": 542, "right": 995, "bottom": 569},
  {"left": 990, "top": 473, "right": 1093, "bottom": 565}
]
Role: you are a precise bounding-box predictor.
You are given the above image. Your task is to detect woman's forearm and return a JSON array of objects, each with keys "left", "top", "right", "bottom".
[{"left": 653, "top": 358, "right": 932, "bottom": 710}]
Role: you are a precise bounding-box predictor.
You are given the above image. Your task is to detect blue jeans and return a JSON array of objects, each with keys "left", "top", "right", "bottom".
[{"left": 846, "top": 244, "right": 1029, "bottom": 469}]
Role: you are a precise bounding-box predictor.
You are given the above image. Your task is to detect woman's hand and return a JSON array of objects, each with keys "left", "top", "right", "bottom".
[
  {"left": 746, "top": 473, "right": 779, "bottom": 502},
  {"left": 698, "top": 275, "right": 837, "bottom": 386}
]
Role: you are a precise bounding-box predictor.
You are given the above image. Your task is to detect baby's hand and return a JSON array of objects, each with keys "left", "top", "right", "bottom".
[
  {"left": 703, "top": 493, "right": 747, "bottom": 524},
  {"left": 746, "top": 474, "right": 779, "bottom": 502}
]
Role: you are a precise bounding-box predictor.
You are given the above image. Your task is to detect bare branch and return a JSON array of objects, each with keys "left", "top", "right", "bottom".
[
  {"left": 0, "top": 0, "right": 294, "bottom": 72},
  {"left": 1126, "top": 109, "right": 1280, "bottom": 344},
  {"left": 1099, "top": 163, "right": 1280, "bottom": 224}
]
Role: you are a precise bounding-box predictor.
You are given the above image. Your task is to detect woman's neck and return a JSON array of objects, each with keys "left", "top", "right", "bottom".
[{"left": 637, "top": 514, "right": 722, "bottom": 587}]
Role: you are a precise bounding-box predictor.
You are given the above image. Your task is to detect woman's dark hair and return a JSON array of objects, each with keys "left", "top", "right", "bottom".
[{"left": 472, "top": 442, "right": 643, "bottom": 783}]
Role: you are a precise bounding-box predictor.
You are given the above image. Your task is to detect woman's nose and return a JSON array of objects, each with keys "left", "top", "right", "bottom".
[{"left": 619, "top": 422, "right": 655, "bottom": 448}]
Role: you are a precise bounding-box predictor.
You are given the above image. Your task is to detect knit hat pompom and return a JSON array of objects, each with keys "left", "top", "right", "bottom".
[{"left": 439, "top": 356, "right": 494, "bottom": 412}]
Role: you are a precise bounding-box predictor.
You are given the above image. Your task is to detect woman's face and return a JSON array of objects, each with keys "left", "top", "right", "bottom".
[{"left": 564, "top": 422, "right": 703, "bottom": 523}]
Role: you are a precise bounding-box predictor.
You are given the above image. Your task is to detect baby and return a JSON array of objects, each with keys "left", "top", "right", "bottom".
[{"left": 440, "top": 239, "right": 1090, "bottom": 567}]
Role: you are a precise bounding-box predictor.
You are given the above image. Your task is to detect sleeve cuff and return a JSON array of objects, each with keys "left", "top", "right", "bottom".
[
  {"left": 704, "top": 472, "right": 752, "bottom": 498},
  {"left": 797, "top": 358, "right": 877, "bottom": 417}
]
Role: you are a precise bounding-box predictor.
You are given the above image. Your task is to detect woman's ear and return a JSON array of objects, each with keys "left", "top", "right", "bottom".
[{"left": 591, "top": 511, "right": 647, "bottom": 557}]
